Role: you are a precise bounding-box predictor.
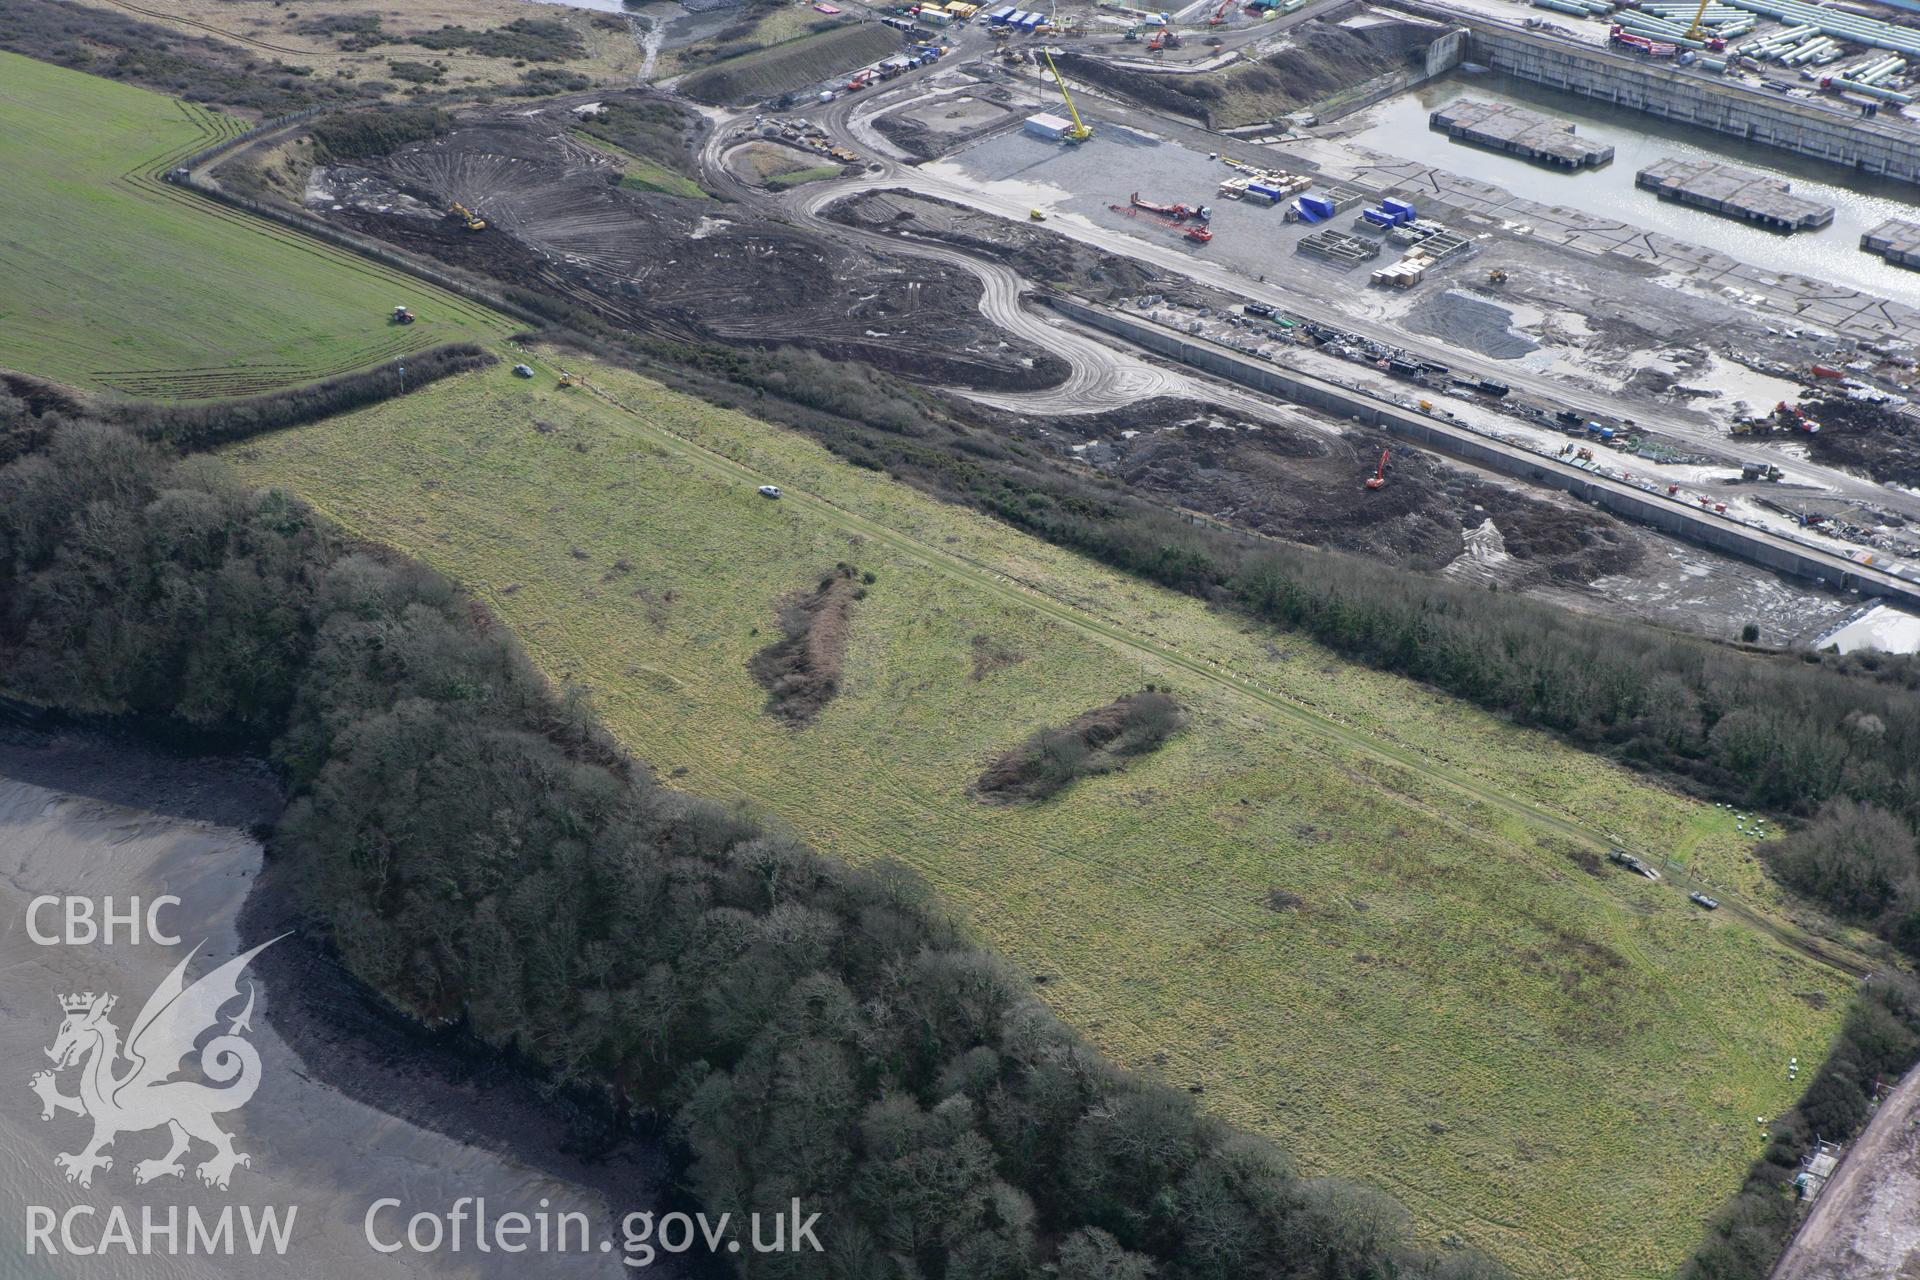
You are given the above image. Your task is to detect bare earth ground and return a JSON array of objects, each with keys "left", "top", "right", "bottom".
[
  {"left": 314, "top": 105, "right": 1068, "bottom": 387},
  {"left": 1772, "top": 1061, "right": 1920, "bottom": 1280}
]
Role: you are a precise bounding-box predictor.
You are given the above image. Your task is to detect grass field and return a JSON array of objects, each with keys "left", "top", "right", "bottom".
[
  {"left": 0, "top": 52, "right": 512, "bottom": 400},
  {"left": 228, "top": 351, "right": 1858, "bottom": 1279}
]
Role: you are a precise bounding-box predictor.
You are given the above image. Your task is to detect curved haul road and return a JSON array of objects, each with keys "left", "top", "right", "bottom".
[
  {"left": 706, "top": 103, "right": 1299, "bottom": 417},
  {"left": 741, "top": 58, "right": 1920, "bottom": 525},
  {"left": 704, "top": 71, "right": 1920, "bottom": 593},
  {"left": 788, "top": 182, "right": 1310, "bottom": 418}
]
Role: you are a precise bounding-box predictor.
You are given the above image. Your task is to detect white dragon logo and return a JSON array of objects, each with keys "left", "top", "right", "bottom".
[{"left": 28, "top": 936, "right": 283, "bottom": 1191}]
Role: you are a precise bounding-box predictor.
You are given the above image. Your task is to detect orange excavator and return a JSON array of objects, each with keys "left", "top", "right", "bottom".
[
  {"left": 1365, "top": 449, "right": 1389, "bottom": 490},
  {"left": 1208, "top": 0, "right": 1233, "bottom": 23}
]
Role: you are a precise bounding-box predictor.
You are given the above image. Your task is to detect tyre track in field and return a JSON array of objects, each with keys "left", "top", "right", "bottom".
[
  {"left": 91, "top": 0, "right": 314, "bottom": 56},
  {"left": 537, "top": 356, "right": 1868, "bottom": 986},
  {"left": 71, "top": 109, "right": 513, "bottom": 390},
  {"left": 276, "top": 362, "right": 1828, "bottom": 1280},
  {"left": 500, "top": 358, "right": 1780, "bottom": 1278}
]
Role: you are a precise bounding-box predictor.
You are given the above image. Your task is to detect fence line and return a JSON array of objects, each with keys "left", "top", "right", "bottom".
[
  {"left": 166, "top": 167, "right": 547, "bottom": 329},
  {"left": 174, "top": 106, "right": 326, "bottom": 173}
]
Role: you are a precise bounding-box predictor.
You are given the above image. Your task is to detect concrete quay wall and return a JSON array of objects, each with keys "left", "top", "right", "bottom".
[{"left": 1390, "top": 4, "right": 1920, "bottom": 185}]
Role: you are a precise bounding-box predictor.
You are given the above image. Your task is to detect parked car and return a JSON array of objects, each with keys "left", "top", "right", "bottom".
[
  {"left": 1689, "top": 891, "right": 1719, "bottom": 910},
  {"left": 757, "top": 485, "right": 783, "bottom": 499}
]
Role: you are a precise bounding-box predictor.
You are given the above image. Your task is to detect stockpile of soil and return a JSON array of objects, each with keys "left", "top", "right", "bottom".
[
  {"left": 1404, "top": 290, "right": 1541, "bottom": 361},
  {"left": 999, "top": 398, "right": 1641, "bottom": 583},
  {"left": 749, "top": 564, "right": 867, "bottom": 724},
  {"left": 317, "top": 101, "right": 1066, "bottom": 390},
  {"left": 679, "top": 24, "right": 901, "bottom": 106},
  {"left": 871, "top": 92, "right": 1020, "bottom": 162},
  {"left": 1056, "top": 17, "right": 1434, "bottom": 128},
  {"left": 1806, "top": 396, "right": 1920, "bottom": 489},
  {"left": 874, "top": 114, "right": 947, "bottom": 162},
  {"left": 828, "top": 189, "right": 1165, "bottom": 297}
]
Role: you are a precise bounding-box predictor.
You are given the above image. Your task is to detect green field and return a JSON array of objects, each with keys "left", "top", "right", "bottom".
[
  {"left": 0, "top": 52, "right": 512, "bottom": 400},
  {"left": 228, "top": 351, "right": 1855, "bottom": 1279}
]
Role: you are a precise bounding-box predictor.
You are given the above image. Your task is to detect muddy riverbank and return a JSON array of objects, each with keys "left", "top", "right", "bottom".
[{"left": 0, "top": 726, "right": 697, "bottom": 1278}]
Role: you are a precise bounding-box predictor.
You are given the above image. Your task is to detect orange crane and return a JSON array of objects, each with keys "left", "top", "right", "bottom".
[
  {"left": 1209, "top": 0, "right": 1232, "bottom": 23},
  {"left": 1364, "top": 449, "right": 1389, "bottom": 490}
]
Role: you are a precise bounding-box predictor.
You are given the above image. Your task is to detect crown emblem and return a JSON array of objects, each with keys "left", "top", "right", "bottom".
[{"left": 34, "top": 936, "right": 284, "bottom": 1192}]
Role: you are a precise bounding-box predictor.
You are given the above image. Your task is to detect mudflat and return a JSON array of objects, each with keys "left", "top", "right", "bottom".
[{"left": 0, "top": 735, "right": 671, "bottom": 1278}]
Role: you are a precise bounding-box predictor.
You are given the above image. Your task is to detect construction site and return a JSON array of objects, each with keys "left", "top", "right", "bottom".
[
  {"left": 15, "top": 0, "right": 1920, "bottom": 1274},
  {"left": 195, "top": 0, "right": 1920, "bottom": 654}
]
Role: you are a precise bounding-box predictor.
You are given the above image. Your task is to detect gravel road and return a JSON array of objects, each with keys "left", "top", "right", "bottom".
[{"left": 1771, "top": 1059, "right": 1920, "bottom": 1280}]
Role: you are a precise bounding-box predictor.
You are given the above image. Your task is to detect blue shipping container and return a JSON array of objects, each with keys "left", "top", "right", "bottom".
[
  {"left": 1300, "top": 194, "right": 1334, "bottom": 217},
  {"left": 1293, "top": 200, "right": 1326, "bottom": 223},
  {"left": 1362, "top": 208, "right": 1394, "bottom": 226},
  {"left": 1245, "top": 182, "right": 1282, "bottom": 201},
  {"left": 1381, "top": 198, "right": 1416, "bottom": 220}
]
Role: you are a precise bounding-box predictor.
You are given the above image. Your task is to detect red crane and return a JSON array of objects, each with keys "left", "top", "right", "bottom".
[
  {"left": 1109, "top": 202, "right": 1213, "bottom": 242},
  {"left": 1209, "top": 0, "right": 1233, "bottom": 23},
  {"left": 1365, "top": 449, "right": 1389, "bottom": 490},
  {"left": 1128, "top": 191, "right": 1211, "bottom": 222}
]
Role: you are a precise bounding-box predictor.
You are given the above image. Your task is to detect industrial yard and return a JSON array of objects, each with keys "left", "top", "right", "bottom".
[{"left": 9, "top": 0, "right": 1920, "bottom": 1276}]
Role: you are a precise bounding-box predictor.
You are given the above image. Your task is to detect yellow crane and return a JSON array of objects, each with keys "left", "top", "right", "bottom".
[
  {"left": 1683, "top": 0, "right": 1711, "bottom": 42},
  {"left": 1039, "top": 48, "right": 1092, "bottom": 144}
]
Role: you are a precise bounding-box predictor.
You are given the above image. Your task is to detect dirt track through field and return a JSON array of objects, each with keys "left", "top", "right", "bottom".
[
  {"left": 474, "top": 350, "right": 1865, "bottom": 985},
  {"left": 92, "top": 0, "right": 310, "bottom": 56},
  {"left": 1771, "top": 1061, "right": 1920, "bottom": 1280}
]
